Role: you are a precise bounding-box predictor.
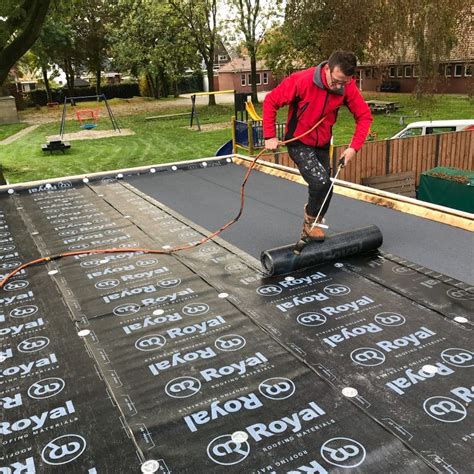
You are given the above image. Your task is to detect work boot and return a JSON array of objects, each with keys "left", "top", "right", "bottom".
[{"left": 301, "top": 205, "right": 325, "bottom": 242}]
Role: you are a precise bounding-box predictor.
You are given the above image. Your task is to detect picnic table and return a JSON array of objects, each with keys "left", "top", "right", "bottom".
[{"left": 366, "top": 100, "right": 401, "bottom": 114}]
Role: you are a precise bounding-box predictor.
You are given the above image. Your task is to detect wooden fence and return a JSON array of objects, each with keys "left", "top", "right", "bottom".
[{"left": 263, "top": 130, "right": 473, "bottom": 186}]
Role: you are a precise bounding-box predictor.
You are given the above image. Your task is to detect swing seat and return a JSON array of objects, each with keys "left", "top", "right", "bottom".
[{"left": 81, "top": 123, "right": 98, "bottom": 130}]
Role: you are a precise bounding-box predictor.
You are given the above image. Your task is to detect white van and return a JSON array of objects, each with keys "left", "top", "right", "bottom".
[{"left": 391, "top": 119, "right": 474, "bottom": 139}]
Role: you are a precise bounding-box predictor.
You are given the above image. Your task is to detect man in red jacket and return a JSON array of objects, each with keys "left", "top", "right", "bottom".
[{"left": 263, "top": 50, "right": 372, "bottom": 242}]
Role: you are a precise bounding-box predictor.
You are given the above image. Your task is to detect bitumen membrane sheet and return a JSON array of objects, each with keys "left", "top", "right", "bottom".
[{"left": 0, "top": 158, "right": 472, "bottom": 473}]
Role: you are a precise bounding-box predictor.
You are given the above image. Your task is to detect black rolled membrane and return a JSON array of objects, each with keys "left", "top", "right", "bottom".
[{"left": 261, "top": 225, "right": 383, "bottom": 276}]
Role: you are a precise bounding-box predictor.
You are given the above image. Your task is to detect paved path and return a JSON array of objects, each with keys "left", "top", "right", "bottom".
[{"left": 0, "top": 124, "right": 40, "bottom": 145}]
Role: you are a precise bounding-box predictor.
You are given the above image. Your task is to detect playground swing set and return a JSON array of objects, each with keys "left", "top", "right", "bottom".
[{"left": 42, "top": 93, "right": 121, "bottom": 154}]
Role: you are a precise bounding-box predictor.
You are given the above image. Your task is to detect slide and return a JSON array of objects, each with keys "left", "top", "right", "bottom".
[
  {"left": 245, "top": 101, "right": 262, "bottom": 121},
  {"left": 215, "top": 139, "right": 233, "bottom": 156}
]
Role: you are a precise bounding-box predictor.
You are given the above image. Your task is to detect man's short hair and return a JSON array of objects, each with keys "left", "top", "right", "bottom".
[{"left": 328, "top": 51, "right": 357, "bottom": 76}]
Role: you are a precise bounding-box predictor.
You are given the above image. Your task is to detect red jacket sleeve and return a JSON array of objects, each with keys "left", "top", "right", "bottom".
[
  {"left": 345, "top": 83, "right": 373, "bottom": 151},
  {"left": 263, "top": 75, "right": 298, "bottom": 139}
]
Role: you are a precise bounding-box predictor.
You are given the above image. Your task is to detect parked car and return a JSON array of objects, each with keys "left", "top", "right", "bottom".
[{"left": 391, "top": 120, "right": 474, "bottom": 139}]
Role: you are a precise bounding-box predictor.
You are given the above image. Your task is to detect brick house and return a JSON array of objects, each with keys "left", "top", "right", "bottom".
[
  {"left": 214, "top": 57, "right": 278, "bottom": 92},
  {"left": 357, "top": 25, "right": 473, "bottom": 94}
]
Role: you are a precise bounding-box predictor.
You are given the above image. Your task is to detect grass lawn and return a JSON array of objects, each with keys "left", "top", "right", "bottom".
[
  {"left": 0, "top": 93, "right": 471, "bottom": 184},
  {"left": 0, "top": 122, "right": 29, "bottom": 141}
]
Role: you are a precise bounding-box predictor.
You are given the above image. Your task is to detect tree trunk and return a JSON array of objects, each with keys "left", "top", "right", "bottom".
[
  {"left": 42, "top": 65, "right": 52, "bottom": 103},
  {"left": 95, "top": 68, "right": 101, "bottom": 95},
  {"left": 206, "top": 64, "right": 216, "bottom": 106},
  {"left": 0, "top": 0, "right": 52, "bottom": 86},
  {"left": 146, "top": 73, "right": 157, "bottom": 99},
  {"left": 250, "top": 52, "right": 258, "bottom": 104},
  {"left": 64, "top": 58, "right": 74, "bottom": 97}
]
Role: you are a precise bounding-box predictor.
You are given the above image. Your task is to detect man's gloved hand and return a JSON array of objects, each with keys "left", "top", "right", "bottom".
[
  {"left": 265, "top": 137, "right": 280, "bottom": 151},
  {"left": 339, "top": 147, "right": 356, "bottom": 167}
]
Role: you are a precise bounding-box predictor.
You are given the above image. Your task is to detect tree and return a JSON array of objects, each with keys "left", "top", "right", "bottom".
[
  {"left": 269, "top": 0, "right": 471, "bottom": 97},
  {"left": 0, "top": 0, "right": 51, "bottom": 87},
  {"left": 169, "top": 0, "right": 218, "bottom": 105},
  {"left": 229, "top": 0, "right": 281, "bottom": 103},
  {"left": 111, "top": 0, "right": 198, "bottom": 99}
]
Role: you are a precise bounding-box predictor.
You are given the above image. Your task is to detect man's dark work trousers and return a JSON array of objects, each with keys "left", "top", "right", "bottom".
[{"left": 288, "top": 143, "right": 332, "bottom": 217}]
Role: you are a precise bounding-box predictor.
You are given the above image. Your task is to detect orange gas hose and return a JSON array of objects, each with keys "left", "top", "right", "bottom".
[{"left": 0, "top": 116, "right": 327, "bottom": 289}]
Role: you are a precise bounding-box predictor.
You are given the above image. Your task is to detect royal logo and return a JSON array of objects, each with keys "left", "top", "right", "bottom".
[
  {"left": 385, "top": 362, "right": 454, "bottom": 395},
  {"left": 1, "top": 400, "right": 75, "bottom": 435},
  {"left": 215, "top": 334, "right": 246, "bottom": 352},
  {"left": 182, "top": 302, "right": 209, "bottom": 316},
  {"left": 0, "top": 318, "right": 44, "bottom": 337},
  {"left": 86, "top": 264, "right": 135, "bottom": 279},
  {"left": 376, "top": 327, "right": 436, "bottom": 352},
  {"left": 135, "top": 334, "right": 166, "bottom": 352},
  {"left": 141, "top": 287, "right": 195, "bottom": 307},
  {"left": 423, "top": 396, "right": 467, "bottom": 423},
  {"left": 446, "top": 288, "right": 474, "bottom": 301},
  {"left": 0, "top": 251, "right": 19, "bottom": 261},
  {"left": 297, "top": 312, "right": 327, "bottom": 327},
  {"left": 257, "top": 284, "right": 282, "bottom": 297},
  {"left": 136, "top": 258, "right": 159, "bottom": 267},
  {"left": 350, "top": 347, "right": 386, "bottom": 367},
  {"left": 156, "top": 277, "right": 181, "bottom": 289},
  {"left": 166, "top": 316, "right": 226, "bottom": 339},
  {"left": 122, "top": 312, "right": 182, "bottom": 335},
  {"left": 120, "top": 267, "right": 169, "bottom": 282},
  {"left": 41, "top": 434, "right": 87, "bottom": 466},
  {"left": 0, "top": 290, "right": 34, "bottom": 306},
  {"left": 148, "top": 347, "right": 217, "bottom": 376},
  {"left": 320, "top": 296, "right": 375, "bottom": 316},
  {"left": 441, "top": 348, "right": 473, "bottom": 368},
  {"left": 374, "top": 312, "right": 406, "bottom": 327},
  {"left": 165, "top": 376, "right": 201, "bottom": 399},
  {"left": 320, "top": 437, "right": 366, "bottom": 468},
  {"left": 2, "top": 279, "right": 29, "bottom": 291},
  {"left": 200, "top": 352, "right": 268, "bottom": 382},
  {"left": 18, "top": 336, "right": 50, "bottom": 353},
  {"left": 95, "top": 279, "right": 120, "bottom": 290},
  {"left": 258, "top": 377, "right": 295, "bottom": 400},
  {"left": 0, "top": 457, "right": 36, "bottom": 473},
  {"left": 278, "top": 272, "right": 327, "bottom": 289},
  {"left": 102, "top": 284, "right": 157, "bottom": 304},
  {"left": 184, "top": 393, "right": 262, "bottom": 432},
  {"left": 323, "top": 284, "right": 351, "bottom": 296},
  {"left": 28, "top": 377, "right": 66, "bottom": 399},
  {"left": 0, "top": 353, "right": 58, "bottom": 379},
  {"left": 10, "top": 305, "right": 38, "bottom": 318},
  {"left": 0, "top": 393, "right": 22, "bottom": 409},
  {"left": 207, "top": 434, "right": 250, "bottom": 466},
  {"left": 276, "top": 292, "right": 329, "bottom": 313},
  {"left": 113, "top": 303, "right": 141, "bottom": 317},
  {"left": 392, "top": 265, "right": 416, "bottom": 275},
  {"left": 323, "top": 323, "right": 383, "bottom": 348},
  {"left": 245, "top": 401, "right": 326, "bottom": 442}
]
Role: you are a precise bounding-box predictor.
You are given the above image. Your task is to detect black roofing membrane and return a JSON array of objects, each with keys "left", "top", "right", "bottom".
[{"left": 1, "top": 171, "right": 472, "bottom": 473}]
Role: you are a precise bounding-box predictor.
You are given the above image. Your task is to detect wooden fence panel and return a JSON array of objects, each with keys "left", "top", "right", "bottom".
[{"left": 257, "top": 131, "right": 473, "bottom": 187}]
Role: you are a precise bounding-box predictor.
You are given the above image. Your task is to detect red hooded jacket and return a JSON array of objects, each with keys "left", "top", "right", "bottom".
[{"left": 263, "top": 62, "right": 372, "bottom": 151}]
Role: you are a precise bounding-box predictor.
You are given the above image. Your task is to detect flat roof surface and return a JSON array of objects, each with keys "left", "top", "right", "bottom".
[{"left": 128, "top": 162, "right": 473, "bottom": 285}]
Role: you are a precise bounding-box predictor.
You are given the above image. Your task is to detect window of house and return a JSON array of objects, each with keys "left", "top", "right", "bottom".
[
  {"left": 240, "top": 74, "right": 246, "bottom": 86},
  {"left": 388, "top": 66, "right": 396, "bottom": 78},
  {"left": 396, "top": 66, "right": 403, "bottom": 78},
  {"left": 454, "top": 64, "right": 463, "bottom": 77},
  {"left": 247, "top": 74, "right": 252, "bottom": 85},
  {"left": 218, "top": 55, "right": 227, "bottom": 61},
  {"left": 413, "top": 65, "right": 419, "bottom": 77},
  {"left": 263, "top": 72, "right": 269, "bottom": 84},
  {"left": 445, "top": 64, "right": 452, "bottom": 77},
  {"left": 404, "top": 65, "right": 412, "bottom": 77},
  {"left": 256, "top": 73, "right": 261, "bottom": 85},
  {"left": 465, "top": 64, "right": 472, "bottom": 77}
]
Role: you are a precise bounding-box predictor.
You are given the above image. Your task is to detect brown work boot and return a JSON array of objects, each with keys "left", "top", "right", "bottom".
[{"left": 301, "top": 205, "right": 325, "bottom": 242}]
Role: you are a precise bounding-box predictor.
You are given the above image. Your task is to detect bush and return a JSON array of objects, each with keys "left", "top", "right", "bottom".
[
  {"left": 178, "top": 71, "right": 204, "bottom": 94},
  {"left": 24, "top": 83, "right": 141, "bottom": 107}
]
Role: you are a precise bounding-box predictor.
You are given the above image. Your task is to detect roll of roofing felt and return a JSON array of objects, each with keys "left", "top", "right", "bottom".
[{"left": 261, "top": 225, "right": 383, "bottom": 276}]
